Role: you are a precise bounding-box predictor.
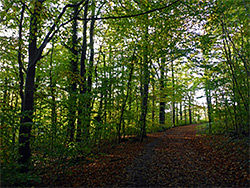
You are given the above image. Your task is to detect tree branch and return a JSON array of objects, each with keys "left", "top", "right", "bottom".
[
  {"left": 28, "top": 0, "right": 86, "bottom": 69},
  {"left": 38, "top": 0, "right": 86, "bottom": 54},
  {"left": 77, "top": 0, "right": 181, "bottom": 21}
]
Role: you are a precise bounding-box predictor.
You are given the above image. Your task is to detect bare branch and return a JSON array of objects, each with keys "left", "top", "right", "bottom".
[{"left": 77, "top": 0, "right": 181, "bottom": 21}]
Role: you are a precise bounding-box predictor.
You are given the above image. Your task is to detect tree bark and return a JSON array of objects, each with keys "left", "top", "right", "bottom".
[
  {"left": 171, "top": 61, "right": 175, "bottom": 127},
  {"left": 77, "top": 0, "right": 90, "bottom": 142},
  {"left": 49, "top": 40, "right": 57, "bottom": 150},
  {"left": 205, "top": 78, "right": 212, "bottom": 133},
  {"left": 68, "top": 4, "right": 79, "bottom": 142},
  {"left": 184, "top": 102, "right": 187, "bottom": 125},
  {"left": 180, "top": 102, "right": 183, "bottom": 121},
  {"left": 118, "top": 63, "right": 134, "bottom": 143},
  {"left": 188, "top": 95, "right": 192, "bottom": 125},
  {"left": 18, "top": 4, "right": 25, "bottom": 107},
  {"left": 140, "top": 26, "right": 149, "bottom": 141},
  {"left": 159, "top": 59, "right": 166, "bottom": 125},
  {"left": 152, "top": 77, "right": 155, "bottom": 123},
  {"left": 18, "top": 0, "right": 42, "bottom": 172}
]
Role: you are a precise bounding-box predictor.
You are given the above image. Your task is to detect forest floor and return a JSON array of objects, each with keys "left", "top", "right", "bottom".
[{"left": 37, "top": 124, "right": 249, "bottom": 187}]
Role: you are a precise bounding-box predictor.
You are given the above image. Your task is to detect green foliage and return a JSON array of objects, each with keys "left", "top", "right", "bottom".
[
  {"left": 1, "top": 0, "right": 249, "bottom": 186},
  {"left": 1, "top": 162, "right": 41, "bottom": 187}
]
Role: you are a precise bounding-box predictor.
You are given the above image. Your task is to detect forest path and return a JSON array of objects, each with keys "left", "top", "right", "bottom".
[
  {"left": 121, "top": 124, "right": 249, "bottom": 187},
  {"left": 38, "top": 124, "right": 248, "bottom": 187}
]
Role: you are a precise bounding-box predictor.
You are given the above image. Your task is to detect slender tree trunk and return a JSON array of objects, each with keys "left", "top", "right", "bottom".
[
  {"left": 94, "top": 54, "right": 105, "bottom": 129},
  {"left": 232, "top": 80, "right": 239, "bottom": 133},
  {"left": 222, "top": 93, "right": 229, "bottom": 131},
  {"left": 152, "top": 78, "right": 155, "bottom": 123},
  {"left": 77, "top": 1, "right": 88, "bottom": 142},
  {"left": 171, "top": 61, "right": 175, "bottom": 127},
  {"left": 205, "top": 78, "right": 212, "bottom": 133},
  {"left": 68, "top": 4, "right": 79, "bottom": 142},
  {"left": 86, "top": 3, "right": 96, "bottom": 137},
  {"left": 176, "top": 103, "right": 179, "bottom": 126},
  {"left": 159, "top": 59, "right": 166, "bottom": 125},
  {"left": 188, "top": 95, "right": 192, "bottom": 125},
  {"left": 221, "top": 21, "right": 246, "bottom": 133},
  {"left": 118, "top": 63, "right": 134, "bottom": 143},
  {"left": 180, "top": 102, "right": 183, "bottom": 121},
  {"left": 184, "top": 101, "right": 187, "bottom": 125},
  {"left": 108, "top": 47, "right": 113, "bottom": 121},
  {"left": 49, "top": 40, "right": 57, "bottom": 151},
  {"left": 140, "top": 25, "right": 149, "bottom": 141},
  {"left": 18, "top": 4, "right": 25, "bottom": 108},
  {"left": 87, "top": 8, "right": 95, "bottom": 93},
  {"left": 103, "top": 55, "right": 108, "bottom": 124}
]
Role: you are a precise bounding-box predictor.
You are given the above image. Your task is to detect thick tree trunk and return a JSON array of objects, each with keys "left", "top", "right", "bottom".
[{"left": 18, "top": 0, "right": 41, "bottom": 172}]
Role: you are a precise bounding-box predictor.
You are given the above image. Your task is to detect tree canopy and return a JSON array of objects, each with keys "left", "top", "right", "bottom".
[{"left": 0, "top": 0, "right": 249, "bottom": 186}]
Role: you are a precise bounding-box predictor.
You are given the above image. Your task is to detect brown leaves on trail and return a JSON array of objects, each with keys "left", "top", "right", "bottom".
[
  {"left": 37, "top": 137, "right": 156, "bottom": 187},
  {"left": 196, "top": 134, "right": 249, "bottom": 187},
  {"left": 142, "top": 125, "right": 249, "bottom": 187},
  {"left": 37, "top": 125, "right": 249, "bottom": 187}
]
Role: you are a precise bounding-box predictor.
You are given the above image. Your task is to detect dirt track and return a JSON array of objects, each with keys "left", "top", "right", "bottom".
[
  {"left": 38, "top": 124, "right": 249, "bottom": 187},
  {"left": 122, "top": 124, "right": 249, "bottom": 187}
]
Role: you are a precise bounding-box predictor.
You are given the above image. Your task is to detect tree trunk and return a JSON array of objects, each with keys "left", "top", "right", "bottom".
[
  {"left": 18, "top": 0, "right": 42, "bottom": 172},
  {"left": 18, "top": 4, "right": 25, "bottom": 108},
  {"left": 49, "top": 40, "right": 57, "bottom": 151},
  {"left": 171, "top": 61, "right": 175, "bottom": 127},
  {"left": 88, "top": 3, "right": 95, "bottom": 94},
  {"left": 176, "top": 103, "right": 179, "bottom": 126},
  {"left": 188, "top": 95, "right": 192, "bottom": 125},
  {"left": 118, "top": 63, "right": 134, "bottom": 143},
  {"left": 86, "top": 3, "right": 96, "bottom": 139},
  {"left": 184, "top": 101, "right": 187, "bottom": 125},
  {"left": 205, "top": 78, "right": 212, "bottom": 133},
  {"left": 180, "top": 102, "right": 183, "bottom": 121},
  {"left": 77, "top": 1, "right": 88, "bottom": 142},
  {"left": 68, "top": 4, "right": 79, "bottom": 142},
  {"left": 140, "top": 26, "right": 149, "bottom": 141},
  {"left": 159, "top": 59, "right": 166, "bottom": 125},
  {"left": 152, "top": 77, "right": 155, "bottom": 123}
]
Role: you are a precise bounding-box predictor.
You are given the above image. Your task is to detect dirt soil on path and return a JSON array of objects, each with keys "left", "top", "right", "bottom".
[
  {"left": 38, "top": 124, "right": 249, "bottom": 187},
  {"left": 121, "top": 124, "right": 249, "bottom": 187}
]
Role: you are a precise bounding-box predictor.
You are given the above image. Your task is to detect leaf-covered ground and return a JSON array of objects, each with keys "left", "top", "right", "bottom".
[{"left": 37, "top": 124, "right": 249, "bottom": 187}]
